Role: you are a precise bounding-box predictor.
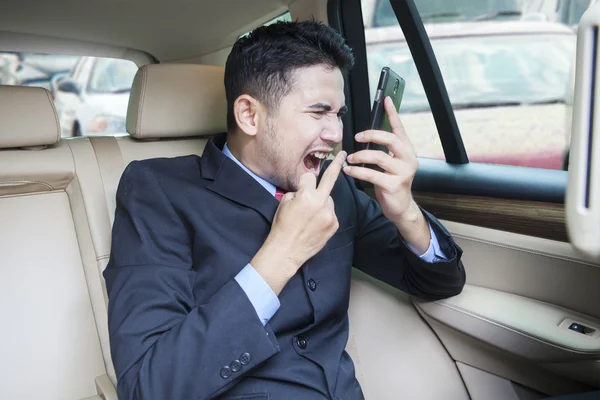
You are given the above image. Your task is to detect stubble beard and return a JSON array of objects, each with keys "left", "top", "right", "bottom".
[{"left": 261, "top": 119, "right": 297, "bottom": 192}]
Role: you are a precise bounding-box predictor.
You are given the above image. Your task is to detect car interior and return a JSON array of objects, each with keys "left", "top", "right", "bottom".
[{"left": 0, "top": 0, "right": 599, "bottom": 399}]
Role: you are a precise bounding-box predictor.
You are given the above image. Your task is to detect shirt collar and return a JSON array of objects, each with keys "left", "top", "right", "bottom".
[{"left": 223, "top": 143, "right": 276, "bottom": 197}]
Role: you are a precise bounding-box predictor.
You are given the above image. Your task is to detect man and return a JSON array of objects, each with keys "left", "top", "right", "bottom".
[{"left": 104, "top": 21, "right": 465, "bottom": 400}]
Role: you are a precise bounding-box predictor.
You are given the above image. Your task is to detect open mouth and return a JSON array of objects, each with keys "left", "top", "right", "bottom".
[{"left": 303, "top": 150, "right": 331, "bottom": 174}]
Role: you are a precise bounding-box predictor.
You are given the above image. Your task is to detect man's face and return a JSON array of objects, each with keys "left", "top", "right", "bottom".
[{"left": 254, "top": 65, "right": 346, "bottom": 191}]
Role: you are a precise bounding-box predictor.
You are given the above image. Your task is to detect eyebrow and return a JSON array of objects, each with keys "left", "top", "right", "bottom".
[{"left": 307, "top": 103, "right": 349, "bottom": 115}]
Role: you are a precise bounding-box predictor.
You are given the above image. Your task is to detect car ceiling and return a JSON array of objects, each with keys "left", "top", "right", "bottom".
[{"left": 0, "top": 0, "right": 291, "bottom": 61}]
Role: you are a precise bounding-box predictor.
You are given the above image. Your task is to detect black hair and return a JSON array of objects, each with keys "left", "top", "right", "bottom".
[{"left": 224, "top": 20, "right": 355, "bottom": 131}]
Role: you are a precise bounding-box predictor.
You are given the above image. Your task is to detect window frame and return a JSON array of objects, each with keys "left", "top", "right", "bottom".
[{"left": 328, "top": 0, "right": 568, "bottom": 204}]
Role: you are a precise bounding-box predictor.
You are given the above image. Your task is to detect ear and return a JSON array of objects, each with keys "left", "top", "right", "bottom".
[{"left": 233, "top": 94, "right": 262, "bottom": 136}]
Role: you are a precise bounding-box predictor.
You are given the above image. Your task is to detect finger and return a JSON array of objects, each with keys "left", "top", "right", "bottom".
[
  {"left": 355, "top": 129, "right": 405, "bottom": 158},
  {"left": 384, "top": 96, "right": 410, "bottom": 144},
  {"left": 273, "top": 192, "right": 295, "bottom": 220},
  {"left": 327, "top": 195, "right": 335, "bottom": 211},
  {"left": 280, "top": 192, "right": 295, "bottom": 203},
  {"left": 347, "top": 150, "right": 401, "bottom": 174},
  {"left": 317, "top": 150, "right": 347, "bottom": 199},
  {"left": 343, "top": 165, "right": 390, "bottom": 187},
  {"left": 297, "top": 172, "right": 317, "bottom": 192}
]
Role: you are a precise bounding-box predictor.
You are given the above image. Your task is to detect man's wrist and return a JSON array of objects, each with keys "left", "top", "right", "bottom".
[
  {"left": 392, "top": 201, "right": 431, "bottom": 254},
  {"left": 235, "top": 264, "right": 281, "bottom": 325},
  {"left": 251, "top": 241, "right": 300, "bottom": 295},
  {"left": 392, "top": 200, "right": 424, "bottom": 230}
]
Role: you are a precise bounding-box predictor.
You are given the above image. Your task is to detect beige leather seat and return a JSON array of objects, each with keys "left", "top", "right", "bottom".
[
  {"left": 65, "top": 63, "right": 225, "bottom": 396},
  {"left": 0, "top": 86, "right": 108, "bottom": 399}
]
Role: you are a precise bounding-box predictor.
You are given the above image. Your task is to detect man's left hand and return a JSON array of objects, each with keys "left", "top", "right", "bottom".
[{"left": 343, "top": 96, "right": 430, "bottom": 254}]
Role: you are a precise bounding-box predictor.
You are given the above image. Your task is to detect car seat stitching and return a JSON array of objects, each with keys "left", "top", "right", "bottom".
[
  {"left": 137, "top": 66, "right": 148, "bottom": 136},
  {"left": 43, "top": 87, "right": 61, "bottom": 143},
  {"left": 0, "top": 180, "right": 54, "bottom": 190}
]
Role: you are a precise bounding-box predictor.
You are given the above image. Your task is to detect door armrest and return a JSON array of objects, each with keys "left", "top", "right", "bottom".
[{"left": 414, "top": 285, "right": 600, "bottom": 362}]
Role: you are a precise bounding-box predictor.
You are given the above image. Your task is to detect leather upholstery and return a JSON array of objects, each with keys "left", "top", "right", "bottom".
[
  {"left": 68, "top": 135, "right": 207, "bottom": 387},
  {"left": 0, "top": 141, "right": 73, "bottom": 196},
  {"left": 0, "top": 131, "right": 105, "bottom": 398},
  {"left": 0, "top": 85, "right": 60, "bottom": 148},
  {"left": 0, "top": 191, "right": 106, "bottom": 399},
  {"left": 348, "top": 269, "right": 470, "bottom": 400},
  {"left": 126, "top": 64, "right": 227, "bottom": 139}
]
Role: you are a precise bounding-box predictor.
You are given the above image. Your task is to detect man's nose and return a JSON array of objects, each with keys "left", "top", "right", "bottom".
[{"left": 320, "top": 118, "right": 343, "bottom": 144}]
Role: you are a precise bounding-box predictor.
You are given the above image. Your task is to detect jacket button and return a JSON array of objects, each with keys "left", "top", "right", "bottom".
[
  {"left": 307, "top": 278, "right": 317, "bottom": 291},
  {"left": 230, "top": 359, "right": 242, "bottom": 372},
  {"left": 239, "top": 352, "right": 251, "bottom": 365},
  {"left": 220, "top": 366, "right": 232, "bottom": 379},
  {"left": 296, "top": 336, "right": 307, "bottom": 349}
]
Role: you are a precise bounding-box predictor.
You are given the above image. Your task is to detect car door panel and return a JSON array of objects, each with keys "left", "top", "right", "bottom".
[
  {"left": 414, "top": 220, "right": 600, "bottom": 393},
  {"left": 442, "top": 220, "right": 600, "bottom": 319},
  {"left": 426, "top": 314, "right": 595, "bottom": 396},
  {"left": 456, "top": 362, "right": 548, "bottom": 400},
  {"left": 415, "top": 286, "right": 600, "bottom": 362}
]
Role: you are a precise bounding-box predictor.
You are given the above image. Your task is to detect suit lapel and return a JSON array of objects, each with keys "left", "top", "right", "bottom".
[{"left": 201, "top": 135, "right": 279, "bottom": 224}]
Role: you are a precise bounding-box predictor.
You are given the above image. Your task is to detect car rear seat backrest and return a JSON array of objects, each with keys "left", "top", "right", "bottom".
[
  {"left": 67, "top": 64, "right": 226, "bottom": 388},
  {"left": 0, "top": 86, "right": 106, "bottom": 400}
]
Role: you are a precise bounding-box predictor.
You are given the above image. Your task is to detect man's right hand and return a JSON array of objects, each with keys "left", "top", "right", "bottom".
[{"left": 251, "top": 151, "right": 347, "bottom": 295}]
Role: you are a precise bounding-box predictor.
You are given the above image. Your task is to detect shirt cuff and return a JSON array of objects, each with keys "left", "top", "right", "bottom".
[
  {"left": 405, "top": 222, "right": 449, "bottom": 263},
  {"left": 235, "top": 264, "right": 280, "bottom": 325}
]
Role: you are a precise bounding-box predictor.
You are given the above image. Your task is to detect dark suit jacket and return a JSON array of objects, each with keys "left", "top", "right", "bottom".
[{"left": 104, "top": 134, "right": 466, "bottom": 400}]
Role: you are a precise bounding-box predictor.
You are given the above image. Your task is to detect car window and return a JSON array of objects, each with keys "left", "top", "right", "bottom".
[
  {"left": 87, "top": 58, "right": 138, "bottom": 94},
  {"left": 0, "top": 52, "right": 138, "bottom": 138},
  {"left": 370, "top": 0, "right": 522, "bottom": 27},
  {"left": 566, "top": 0, "right": 595, "bottom": 25},
  {"left": 362, "top": 5, "right": 444, "bottom": 160},
  {"left": 0, "top": 51, "right": 79, "bottom": 88},
  {"left": 72, "top": 57, "right": 92, "bottom": 81},
  {"left": 370, "top": 35, "right": 573, "bottom": 113},
  {"left": 363, "top": 0, "right": 586, "bottom": 170}
]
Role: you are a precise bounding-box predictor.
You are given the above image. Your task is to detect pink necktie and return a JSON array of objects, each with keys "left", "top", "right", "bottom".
[{"left": 275, "top": 187, "right": 287, "bottom": 202}]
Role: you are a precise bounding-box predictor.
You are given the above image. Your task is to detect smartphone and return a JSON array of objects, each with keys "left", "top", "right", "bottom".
[{"left": 359, "top": 67, "right": 405, "bottom": 171}]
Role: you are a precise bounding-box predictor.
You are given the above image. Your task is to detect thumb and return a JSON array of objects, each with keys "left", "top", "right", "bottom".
[
  {"left": 273, "top": 192, "right": 295, "bottom": 221},
  {"left": 280, "top": 191, "right": 295, "bottom": 203}
]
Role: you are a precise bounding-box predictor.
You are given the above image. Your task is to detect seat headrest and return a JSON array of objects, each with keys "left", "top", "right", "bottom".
[
  {"left": 0, "top": 86, "right": 60, "bottom": 149},
  {"left": 127, "top": 64, "right": 227, "bottom": 140}
]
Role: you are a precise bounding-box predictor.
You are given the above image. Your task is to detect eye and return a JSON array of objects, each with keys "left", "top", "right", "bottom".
[{"left": 310, "top": 111, "right": 327, "bottom": 119}]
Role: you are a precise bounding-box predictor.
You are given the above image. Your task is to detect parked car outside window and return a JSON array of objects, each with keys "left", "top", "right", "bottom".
[
  {"left": 54, "top": 56, "right": 138, "bottom": 137},
  {"left": 365, "top": 21, "right": 576, "bottom": 169}
]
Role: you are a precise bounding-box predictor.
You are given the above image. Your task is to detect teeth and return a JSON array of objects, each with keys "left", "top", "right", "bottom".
[{"left": 312, "top": 152, "right": 329, "bottom": 160}]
